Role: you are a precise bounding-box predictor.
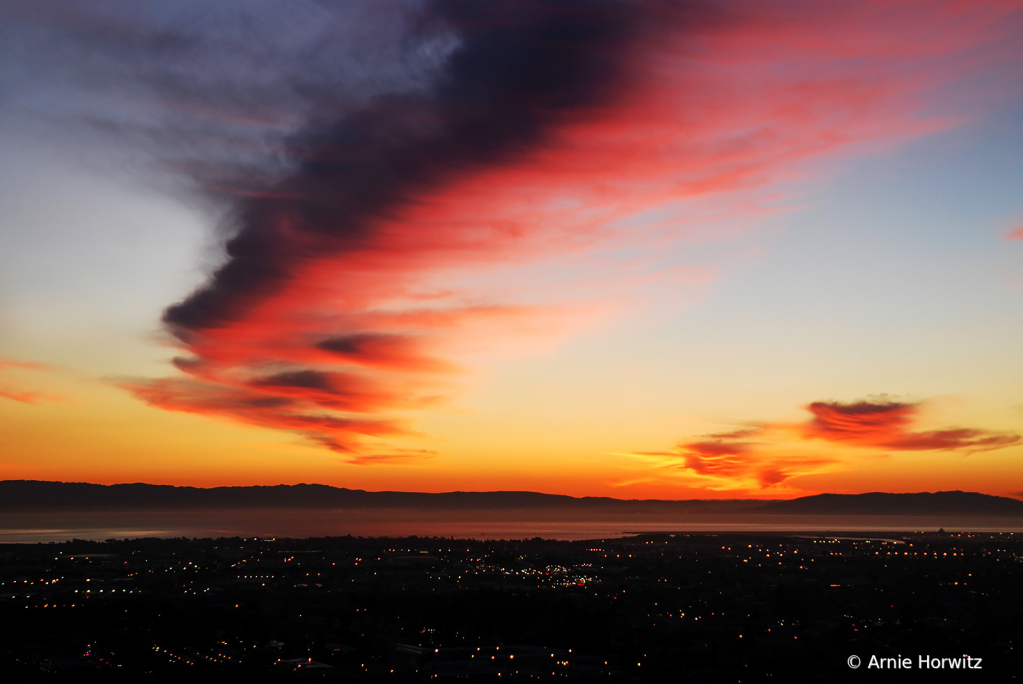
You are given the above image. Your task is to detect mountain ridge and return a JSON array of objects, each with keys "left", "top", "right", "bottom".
[{"left": 1, "top": 480, "right": 1021, "bottom": 516}]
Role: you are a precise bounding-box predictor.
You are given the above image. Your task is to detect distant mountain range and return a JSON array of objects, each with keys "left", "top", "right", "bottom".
[{"left": 1, "top": 480, "right": 1022, "bottom": 516}]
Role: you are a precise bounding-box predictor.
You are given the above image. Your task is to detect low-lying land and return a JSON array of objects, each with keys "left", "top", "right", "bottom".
[{"left": 1, "top": 531, "right": 1020, "bottom": 682}]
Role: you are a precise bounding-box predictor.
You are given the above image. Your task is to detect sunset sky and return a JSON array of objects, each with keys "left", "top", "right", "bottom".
[{"left": 1, "top": 0, "right": 1022, "bottom": 499}]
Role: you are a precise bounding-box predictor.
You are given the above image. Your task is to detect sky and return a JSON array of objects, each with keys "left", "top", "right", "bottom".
[{"left": 1, "top": 0, "right": 1022, "bottom": 499}]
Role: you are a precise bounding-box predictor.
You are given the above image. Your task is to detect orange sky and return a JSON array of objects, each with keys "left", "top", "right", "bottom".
[{"left": 2, "top": 0, "right": 1023, "bottom": 499}]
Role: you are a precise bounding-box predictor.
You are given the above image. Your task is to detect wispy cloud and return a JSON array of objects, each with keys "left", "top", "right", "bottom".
[
  {"left": 346, "top": 449, "right": 438, "bottom": 466},
  {"left": 804, "top": 399, "right": 1019, "bottom": 454},
  {"left": 630, "top": 426, "right": 840, "bottom": 491},
  {"left": 0, "top": 359, "right": 51, "bottom": 371},
  {"left": 628, "top": 397, "right": 1019, "bottom": 490},
  {"left": 8, "top": 2, "right": 1020, "bottom": 453},
  {"left": 0, "top": 389, "right": 62, "bottom": 404},
  {"left": 0, "top": 359, "right": 62, "bottom": 404},
  {"left": 119, "top": 377, "right": 403, "bottom": 452}
]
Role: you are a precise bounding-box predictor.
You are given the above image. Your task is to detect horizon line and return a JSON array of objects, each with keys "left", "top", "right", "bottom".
[{"left": 3, "top": 479, "right": 1020, "bottom": 503}]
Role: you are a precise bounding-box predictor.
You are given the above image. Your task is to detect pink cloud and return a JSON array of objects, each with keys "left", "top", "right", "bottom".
[
  {"left": 638, "top": 426, "right": 839, "bottom": 489},
  {"left": 0, "top": 388, "right": 62, "bottom": 405},
  {"left": 120, "top": 377, "right": 404, "bottom": 453},
  {"left": 638, "top": 396, "right": 1019, "bottom": 489},
  {"left": 804, "top": 399, "right": 1019, "bottom": 453},
  {"left": 0, "top": 360, "right": 61, "bottom": 404},
  {"left": 0, "top": 359, "right": 50, "bottom": 371},
  {"left": 109, "top": 1, "right": 1023, "bottom": 452}
]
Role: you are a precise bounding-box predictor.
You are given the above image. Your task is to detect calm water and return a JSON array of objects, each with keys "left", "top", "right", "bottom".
[{"left": 2, "top": 508, "right": 1022, "bottom": 542}]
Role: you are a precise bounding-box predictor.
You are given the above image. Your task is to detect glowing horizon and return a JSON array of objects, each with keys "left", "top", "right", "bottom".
[{"left": 2, "top": 0, "right": 1022, "bottom": 500}]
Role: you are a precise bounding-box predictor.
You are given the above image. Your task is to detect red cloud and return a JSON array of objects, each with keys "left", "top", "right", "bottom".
[
  {"left": 675, "top": 429, "right": 837, "bottom": 488},
  {"left": 0, "top": 359, "right": 50, "bottom": 371},
  {"left": 673, "top": 431, "right": 759, "bottom": 477},
  {"left": 638, "top": 397, "right": 1019, "bottom": 490},
  {"left": 316, "top": 334, "right": 453, "bottom": 373},
  {"left": 0, "top": 360, "right": 61, "bottom": 404},
  {"left": 346, "top": 449, "right": 438, "bottom": 467},
  {"left": 634, "top": 427, "right": 837, "bottom": 489},
  {"left": 805, "top": 399, "right": 1019, "bottom": 453},
  {"left": 804, "top": 400, "right": 915, "bottom": 443},
  {"left": 247, "top": 369, "right": 413, "bottom": 413},
  {"left": 0, "top": 389, "right": 51, "bottom": 404},
  {"left": 1008, "top": 226, "right": 1023, "bottom": 241},
  {"left": 121, "top": 377, "right": 403, "bottom": 453},
  {"left": 102, "top": 1, "right": 1022, "bottom": 454}
]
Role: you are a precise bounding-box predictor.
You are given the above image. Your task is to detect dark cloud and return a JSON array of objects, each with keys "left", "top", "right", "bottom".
[
  {"left": 316, "top": 334, "right": 450, "bottom": 372},
  {"left": 5, "top": 1, "right": 715, "bottom": 454},
  {"left": 318, "top": 335, "right": 384, "bottom": 356},
  {"left": 0, "top": 0, "right": 447, "bottom": 195},
  {"left": 248, "top": 369, "right": 407, "bottom": 413},
  {"left": 161, "top": 0, "right": 664, "bottom": 335},
  {"left": 254, "top": 370, "right": 336, "bottom": 393},
  {"left": 95, "top": 0, "right": 710, "bottom": 455}
]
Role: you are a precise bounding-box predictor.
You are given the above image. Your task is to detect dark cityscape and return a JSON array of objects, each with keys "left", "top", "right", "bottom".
[{"left": 1, "top": 531, "right": 1019, "bottom": 682}]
